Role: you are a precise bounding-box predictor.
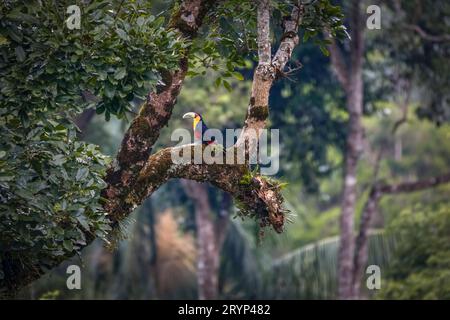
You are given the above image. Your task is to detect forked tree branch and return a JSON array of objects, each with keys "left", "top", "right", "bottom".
[
  {"left": 352, "top": 172, "right": 450, "bottom": 297},
  {"left": 238, "top": 1, "right": 304, "bottom": 151},
  {"left": 2, "top": 0, "right": 307, "bottom": 296},
  {"left": 105, "top": 0, "right": 304, "bottom": 233},
  {"left": 129, "top": 145, "right": 286, "bottom": 233},
  {"left": 105, "top": 0, "right": 305, "bottom": 234},
  {"left": 0, "top": 0, "right": 218, "bottom": 296},
  {"left": 103, "top": 0, "right": 215, "bottom": 223}
]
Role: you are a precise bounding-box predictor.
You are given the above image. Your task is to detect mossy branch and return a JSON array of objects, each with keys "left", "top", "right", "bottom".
[{"left": 124, "top": 145, "right": 288, "bottom": 233}]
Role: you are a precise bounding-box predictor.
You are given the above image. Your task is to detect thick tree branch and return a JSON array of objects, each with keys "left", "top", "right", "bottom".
[
  {"left": 257, "top": 0, "right": 272, "bottom": 65},
  {"left": 103, "top": 0, "right": 215, "bottom": 223},
  {"left": 1, "top": 0, "right": 304, "bottom": 296},
  {"left": 405, "top": 24, "right": 450, "bottom": 43},
  {"left": 378, "top": 173, "right": 450, "bottom": 194},
  {"left": 238, "top": 2, "right": 304, "bottom": 151},
  {"left": 352, "top": 172, "right": 450, "bottom": 297},
  {"left": 107, "top": 0, "right": 299, "bottom": 234},
  {"left": 272, "top": 3, "right": 303, "bottom": 73},
  {"left": 349, "top": 0, "right": 364, "bottom": 73},
  {"left": 129, "top": 145, "right": 286, "bottom": 233}
]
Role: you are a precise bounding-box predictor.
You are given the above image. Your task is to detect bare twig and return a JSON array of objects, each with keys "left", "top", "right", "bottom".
[
  {"left": 406, "top": 24, "right": 450, "bottom": 43},
  {"left": 327, "top": 37, "right": 349, "bottom": 92}
]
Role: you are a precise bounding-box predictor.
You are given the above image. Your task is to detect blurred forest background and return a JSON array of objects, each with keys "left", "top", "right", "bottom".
[{"left": 1, "top": 0, "right": 450, "bottom": 300}]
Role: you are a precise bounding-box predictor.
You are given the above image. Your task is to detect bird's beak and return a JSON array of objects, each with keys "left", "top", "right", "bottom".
[{"left": 183, "top": 112, "right": 196, "bottom": 119}]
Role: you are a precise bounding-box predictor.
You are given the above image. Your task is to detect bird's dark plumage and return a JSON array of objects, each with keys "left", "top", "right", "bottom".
[{"left": 183, "top": 112, "right": 215, "bottom": 145}]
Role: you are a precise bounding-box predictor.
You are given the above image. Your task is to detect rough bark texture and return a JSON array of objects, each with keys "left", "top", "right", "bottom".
[
  {"left": 2, "top": 0, "right": 306, "bottom": 295},
  {"left": 107, "top": 0, "right": 302, "bottom": 240},
  {"left": 332, "top": 0, "right": 364, "bottom": 300},
  {"left": 103, "top": 0, "right": 215, "bottom": 224},
  {"left": 131, "top": 145, "right": 286, "bottom": 233},
  {"left": 237, "top": 2, "right": 303, "bottom": 152},
  {"left": 352, "top": 172, "right": 450, "bottom": 298},
  {"left": 0, "top": 0, "right": 215, "bottom": 297}
]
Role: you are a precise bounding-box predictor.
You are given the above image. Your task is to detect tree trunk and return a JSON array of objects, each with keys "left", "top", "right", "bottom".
[
  {"left": 338, "top": 86, "right": 363, "bottom": 299},
  {"left": 0, "top": 0, "right": 304, "bottom": 295},
  {"left": 337, "top": 0, "right": 364, "bottom": 300},
  {"left": 351, "top": 172, "right": 450, "bottom": 298},
  {"left": 182, "top": 180, "right": 219, "bottom": 300},
  {"left": 352, "top": 187, "right": 380, "bottom": 297}
]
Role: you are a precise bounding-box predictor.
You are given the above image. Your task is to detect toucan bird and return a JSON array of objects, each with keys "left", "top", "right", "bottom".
[{"left": 182, "top": 112, "right": 216, "bottom": 145}]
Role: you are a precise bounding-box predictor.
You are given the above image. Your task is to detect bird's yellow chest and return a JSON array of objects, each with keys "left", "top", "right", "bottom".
[{"left": 193, "top": 116, "right": 201, "bottom": 130}]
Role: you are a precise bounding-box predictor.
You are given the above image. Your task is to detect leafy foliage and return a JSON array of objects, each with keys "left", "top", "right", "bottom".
[
  {"left": 0, "top": 116, "right": 110, "bottom": 282},
  {"left": 187, "top": 0, "right": 257, "bottom": 90},
  {"left": 187, "top": 0, "right": 348, "bottom": 91},
  {"left": 370, "top": 0, "right": 450, "bottom": 123},
  {"left": 0, "top": 0, "right": 185, "bottom": 287},
  {"left": 378, "top": 205, "right": 450, "bottom": 299},
  {"left": 270, "top": 40, "right": 347, "bottom": 193},
  {"left": 0, "top": 0, "right": 185, "bottom": 120}
]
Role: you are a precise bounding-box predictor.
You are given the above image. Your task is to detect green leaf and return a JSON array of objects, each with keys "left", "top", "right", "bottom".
[
  {"left": 6, "top": 26, "right": 23, "bottom": 42},
  {"left": 75, "top": 167, "right": 89, "bottom": 181},
  {"left": 96, "top": 103, "right": 106, "bottom": 114},
  {"left": 0, "top": 175, "right": 14, "bottom": 182},
  {"left": 76, "top": 214, "right": 90, "bottom": 231},
  {"left": 136, "top": 16, "right": 145, "bottom": 27},
  {"left": 15, "top": 46, "right": 26, "bottom": 62},
  {"left": 6, "top": 12, "right": 40, "bottom": 24},
  {"left": 214, "top": 77, "right": 222, "bottom": 88},
  {"left": 154, "top": 16, "right": 165, "bottom": 28},
  {"left": 114, "top": 67, "right": 127, "bottom": 80},
  {"left": 86, "top": 1, "right": 110, "bottom": 13},
  {"left": 63, "top": 240, "right": 73, "bottom": 252},
  {"left": 232, "top": 72, "right": 244, "bottom": 81},
  {"left": 320, "top": 46, "right": 330, "bottom": 57},
  {"left": 116, "top": 28, "right": 129, "bottom": 41},
  {"left": 186, "top": 70, "right": 199, "bottom": 77},
  {"left": 104, "top": 82, "right": 116, "bottom": 99},
  {"left": 51, "top": 154, "right": 66, "bottom": 166},
  {"left": 223, "top": 80, "right": 232, "bottom": 92}
]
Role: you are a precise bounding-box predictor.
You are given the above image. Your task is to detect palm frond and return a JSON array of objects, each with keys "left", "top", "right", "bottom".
[{"left": 261, "top": 230, "right": 397, "bottom": 299}]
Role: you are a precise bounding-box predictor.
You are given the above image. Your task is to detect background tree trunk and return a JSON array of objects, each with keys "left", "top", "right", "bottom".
[
  {"left": 332, "top": 0, "right": 365, "bottom": 299},
  {"left": 182, "top": 180, "right": 220, "bottom": 299},
  {"left": 352, "top": 173, "right": 450, "bottom": 298}
]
